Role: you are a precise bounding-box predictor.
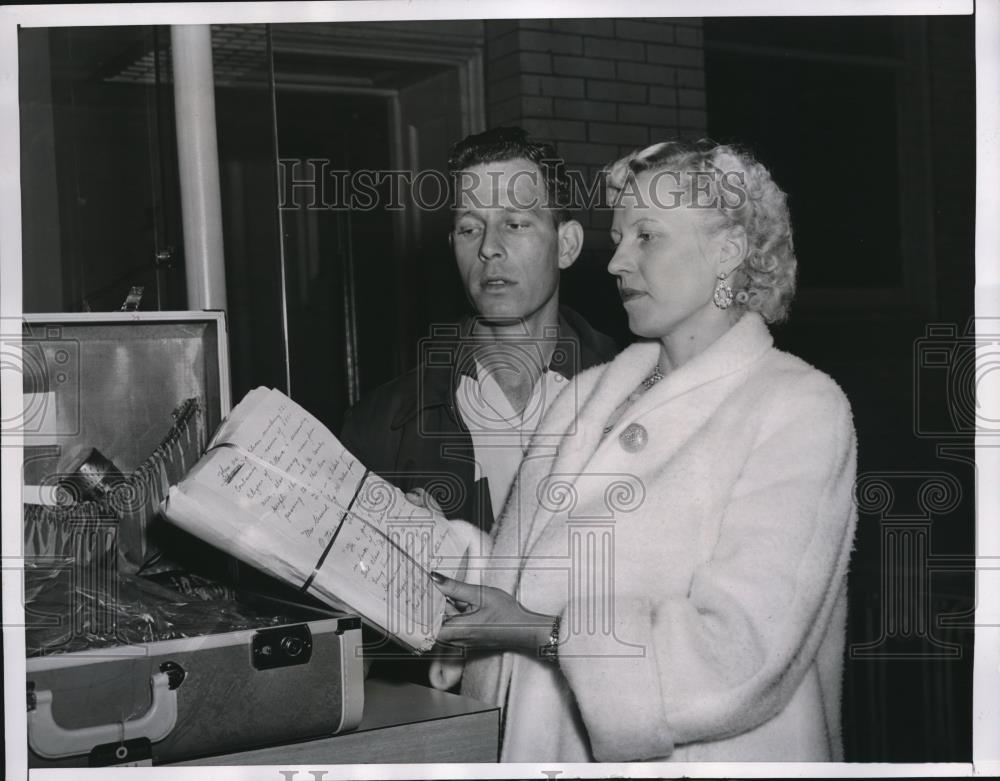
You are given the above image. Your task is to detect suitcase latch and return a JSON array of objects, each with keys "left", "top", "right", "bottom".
[
  {"left": 251, "top": 624, "right": 313, "bottom": 670},
  {"left": 160, "top": 660, "right": 186, "bottom": 690}
]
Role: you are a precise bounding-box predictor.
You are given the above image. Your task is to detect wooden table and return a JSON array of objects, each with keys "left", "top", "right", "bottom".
[{"left": 175, "top": 679, "right": 500, "bottom": 764}]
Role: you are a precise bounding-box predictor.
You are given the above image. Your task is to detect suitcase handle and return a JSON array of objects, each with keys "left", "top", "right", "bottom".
[{"left": 28, "top": 671, "right": 177, "bottom": 759}]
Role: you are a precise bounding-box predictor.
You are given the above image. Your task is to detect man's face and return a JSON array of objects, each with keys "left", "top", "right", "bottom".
[{"left": 451, "top": 158, "right": 568, "bottom": 326}]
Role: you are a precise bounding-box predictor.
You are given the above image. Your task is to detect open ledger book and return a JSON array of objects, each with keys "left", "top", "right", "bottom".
[{"left": 162, "top": 387, "right": 469, "bottom": 653}]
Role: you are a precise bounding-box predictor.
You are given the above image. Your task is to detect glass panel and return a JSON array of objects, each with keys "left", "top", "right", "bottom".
[
  {"left": 269, "top": 22, "right": 471, "bottom": 431},
  {"left": 18, "top": 26, "right": 185, "bottom": 313},
  {"left": 271, "top": 82, "right": 392, "bottom": 430},
  {"left": 210, "top": 24, "right": 290, "bottom": 402}
]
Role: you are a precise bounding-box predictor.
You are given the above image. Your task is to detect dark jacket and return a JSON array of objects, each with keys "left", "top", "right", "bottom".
[{"left": 340, "top": 306, "right": 618, "bottom": 534}]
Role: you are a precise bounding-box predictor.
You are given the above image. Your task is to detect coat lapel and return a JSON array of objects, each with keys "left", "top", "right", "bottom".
[
  {"left": 518, "top": 313, "right": 773, "bottom": 557},
  {"left": 626, "top": 312, "right": 773, "bottom": 415},
  {"left": 512, "top": 340, "right": 659, "bottom": 557}
]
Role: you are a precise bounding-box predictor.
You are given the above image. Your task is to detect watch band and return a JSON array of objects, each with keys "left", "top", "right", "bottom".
[{"left": 538, "top": 615, "right": 561, "bottom": 662}]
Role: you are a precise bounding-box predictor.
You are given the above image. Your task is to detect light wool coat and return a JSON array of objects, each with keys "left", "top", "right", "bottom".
[{"left": 444, "top": 312, "right": 858, "bottom": 763}]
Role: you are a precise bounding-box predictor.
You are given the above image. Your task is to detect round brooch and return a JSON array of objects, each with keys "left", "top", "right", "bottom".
[{"left": 619, "top": 422, "right": 648, "bottom": 452}]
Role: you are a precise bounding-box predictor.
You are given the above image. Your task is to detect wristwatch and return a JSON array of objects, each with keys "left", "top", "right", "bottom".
[{"left": 538, "top": 615, "right": 561, "bottom": 662}]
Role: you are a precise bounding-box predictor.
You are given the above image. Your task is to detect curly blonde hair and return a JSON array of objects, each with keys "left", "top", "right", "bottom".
[{"left": 606, "top": 139, "right": 797, "bottom": 323}]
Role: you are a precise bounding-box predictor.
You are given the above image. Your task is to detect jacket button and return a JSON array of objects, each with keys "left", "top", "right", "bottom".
[{"left": 619, "top": 423, "right": 648, "bottom": 452}]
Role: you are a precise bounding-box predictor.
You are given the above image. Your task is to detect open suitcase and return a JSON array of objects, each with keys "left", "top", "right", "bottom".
[{"left": 21, "top": 312, "right": 364, "bottom": 767}]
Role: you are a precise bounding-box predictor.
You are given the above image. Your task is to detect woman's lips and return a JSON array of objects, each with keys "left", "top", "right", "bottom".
[{"left": 619, "top": 287, "right": 646, "bottom": 302}]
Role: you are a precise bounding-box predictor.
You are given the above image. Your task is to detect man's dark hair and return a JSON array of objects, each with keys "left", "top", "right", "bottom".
[{"left": 447, "top": 126, "right": 572, "bottom": 224}]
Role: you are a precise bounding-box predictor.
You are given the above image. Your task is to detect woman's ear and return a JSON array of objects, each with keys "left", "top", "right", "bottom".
[
  {"left": 718, "top": 224, "right": 748, "bottom": 276},
  {"left": 556, "top": 219, "right": 584, "bottom": 270}
]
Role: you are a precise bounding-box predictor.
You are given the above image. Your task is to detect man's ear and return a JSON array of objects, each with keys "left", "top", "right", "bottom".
[
  {"left": 718, "top": 224, "right": 748, "bottom": 277},
  {"left": 556, "top": 219, "right": 584, "bottom": 270}
]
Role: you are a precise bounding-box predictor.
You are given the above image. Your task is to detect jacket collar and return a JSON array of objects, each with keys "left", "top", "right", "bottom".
[
  {"left": 637, "top": 310, "right": 774, "bottom": 409},
  {"left": 390, "top": 306, "right": 615, "bottom": 429},
  {"left": 582, "top": 311, "right": 774, "bottom": 436}
]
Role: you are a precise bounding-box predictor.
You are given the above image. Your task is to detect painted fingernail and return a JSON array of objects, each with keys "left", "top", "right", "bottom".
[{"left": 430, "top": 571, "right": 445, "bottom": 583}]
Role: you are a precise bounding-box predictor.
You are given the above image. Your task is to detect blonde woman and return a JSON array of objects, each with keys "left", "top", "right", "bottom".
[{"left": 428, "top": 140, "right": 858, "bottom": 763}]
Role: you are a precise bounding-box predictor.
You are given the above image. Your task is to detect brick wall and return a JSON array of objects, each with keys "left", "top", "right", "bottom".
[{"left": 482, "top": 17, "right": 708, "bottom": 339}]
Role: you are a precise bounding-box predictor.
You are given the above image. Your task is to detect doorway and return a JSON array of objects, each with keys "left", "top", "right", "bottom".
[{"left": 230, "top": 23, "right": 483, "bottom": 431}]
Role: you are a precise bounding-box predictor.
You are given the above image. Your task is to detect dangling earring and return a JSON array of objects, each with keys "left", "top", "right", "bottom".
[{"left": 713, "top": 272, "right": 734, "bottom": 309}]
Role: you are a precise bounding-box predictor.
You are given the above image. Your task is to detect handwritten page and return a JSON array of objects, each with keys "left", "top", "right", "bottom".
[
  {"left": 164, "top": 387, "right": 467, "bottom": 652},
  {"left": 312, "top": 475, "right": 459, "bottom": 643}
]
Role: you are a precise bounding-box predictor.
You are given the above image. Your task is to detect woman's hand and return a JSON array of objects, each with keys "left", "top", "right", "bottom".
[{"left": 430, "top": 571, "right": 556, "bottom": 654}]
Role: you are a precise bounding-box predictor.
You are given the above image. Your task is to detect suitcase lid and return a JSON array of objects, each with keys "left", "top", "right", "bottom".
[{"left": 21, "top": 311, "right": 230, "bottom": 483}]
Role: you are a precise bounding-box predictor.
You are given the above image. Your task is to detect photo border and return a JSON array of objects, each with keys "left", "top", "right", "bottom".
[{"left": 1, "top": 1, "right": 995, "bottom": 779}]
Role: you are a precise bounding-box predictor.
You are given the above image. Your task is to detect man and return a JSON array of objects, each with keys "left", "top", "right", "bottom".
[
  {"left": 340, "top": 126, "right": 617, "bottom": 536},
  {"left": 339, "top": 129, "right": 616, "bottom": 678}
]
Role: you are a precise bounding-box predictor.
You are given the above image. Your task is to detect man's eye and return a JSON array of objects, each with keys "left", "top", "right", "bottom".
[
  {"left": 506, "top": 221, "right": 530, "bottom": 230},
  {"left": 637, "top": 231, "right": 653, "bottom": 242},
  {"left": 455, "top": 225, "right": 480, "bottom": 236}
]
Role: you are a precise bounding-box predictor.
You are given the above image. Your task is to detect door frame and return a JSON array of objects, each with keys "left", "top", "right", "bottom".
[{"left": 268, "top": 22, "right": 486, "bottom": 403}]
